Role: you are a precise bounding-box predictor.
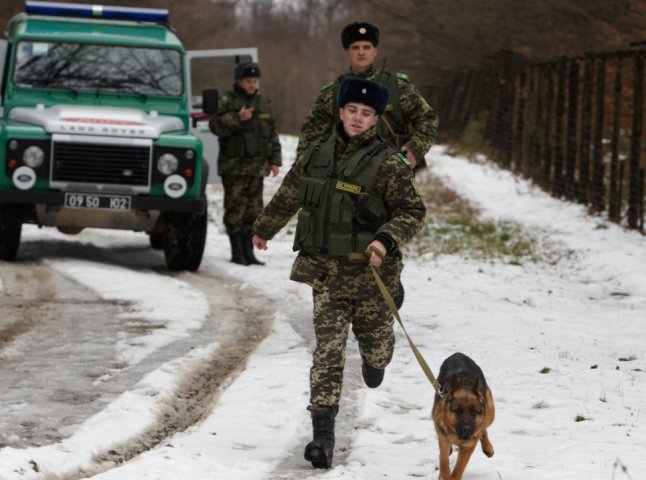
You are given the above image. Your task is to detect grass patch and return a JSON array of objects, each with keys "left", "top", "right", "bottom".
[
  {"left": 417, "top": 218, "right": 540, "bottom": 261},
  {"left": 409, "top": 172, "right": 568, "bottom": 264}
]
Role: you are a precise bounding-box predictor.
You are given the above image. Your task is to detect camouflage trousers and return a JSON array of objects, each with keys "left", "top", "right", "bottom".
[
  {"left": 221, "top": 174, "right": 264, "bottom": 235},
  {"left": 308, "top": 285, "right": 395, "bottom": 414}
]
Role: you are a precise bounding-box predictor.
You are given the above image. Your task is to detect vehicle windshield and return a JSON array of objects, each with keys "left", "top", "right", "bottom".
[{"left": 13, "top": 41, "right": 183, "bottom": 97}]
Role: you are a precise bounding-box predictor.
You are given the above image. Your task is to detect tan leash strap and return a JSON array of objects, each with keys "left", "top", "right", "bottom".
[{"left": 366, "top": 254, "right": 444, "bottom": 398}]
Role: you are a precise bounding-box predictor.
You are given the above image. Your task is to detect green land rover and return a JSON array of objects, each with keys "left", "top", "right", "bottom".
[{"left": 0, "top": 1, "right": 254, "bottom": 271}]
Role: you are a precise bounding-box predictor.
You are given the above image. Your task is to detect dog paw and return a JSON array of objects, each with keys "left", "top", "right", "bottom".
[{"left": 482, "top": 445, "right": 494, "bottom": 457}]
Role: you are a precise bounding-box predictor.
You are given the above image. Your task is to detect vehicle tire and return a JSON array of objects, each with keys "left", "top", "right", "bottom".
[
  {"left": 162, "top": 206, "right": 208, "bottom": 271},
  {"left": 0, "top": 206, "right": 23, "bottom": 261},
  {"left": 149, "top": 232, "right": 163, "bottom": 249}
]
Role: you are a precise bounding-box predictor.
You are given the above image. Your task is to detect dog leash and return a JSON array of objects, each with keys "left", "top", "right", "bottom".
[{"left": 365, "top": 246, "right": 445, "bottom": 399}]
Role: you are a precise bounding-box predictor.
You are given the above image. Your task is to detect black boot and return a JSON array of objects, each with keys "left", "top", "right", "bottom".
[
  {"left": 229, "top": 234, "right": 249, "bottom": 265},
  {"left": 362, "top": 360, "right": 385, "bottom": 388},
  {"left": 394, "top": 280, "right": 405, "bottom": 309},
  {"left": 241, "top": 234, "right": 264, "bottom": 265},
  {"left": 304, "top": 409, "right": 335, "bottom": 469}
]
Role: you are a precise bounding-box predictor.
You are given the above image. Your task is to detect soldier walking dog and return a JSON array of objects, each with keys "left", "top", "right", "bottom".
[{"left": 253, "top": 77, "right": 425, "bottom": 469}]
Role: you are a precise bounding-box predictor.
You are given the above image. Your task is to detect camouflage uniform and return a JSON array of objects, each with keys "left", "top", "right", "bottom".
[
  {"left": 210, "top": 85, "right": 281, "bottom": 235},
  {"left": 254, "top": 124, "right": 425, "bottom": 413},
  {"left": 296, "top": 64, "right": 439, "bottom": 169}
]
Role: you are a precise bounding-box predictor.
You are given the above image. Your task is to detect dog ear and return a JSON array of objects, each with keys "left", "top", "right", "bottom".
[{"left": 472, "top": 376, "right": 482, "bottom": 397}]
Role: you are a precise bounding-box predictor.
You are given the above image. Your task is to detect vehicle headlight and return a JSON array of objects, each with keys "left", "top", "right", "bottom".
[
  {"left": 23, "top": 145, "right": 45, "bottom": 168},
  {"left": 157, "top": 153, "right": 179, "bottom": 175}
]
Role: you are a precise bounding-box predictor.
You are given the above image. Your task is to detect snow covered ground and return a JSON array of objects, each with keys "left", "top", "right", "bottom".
[{"left": 1, "top": 136, "right": 644, "bottom": 479}]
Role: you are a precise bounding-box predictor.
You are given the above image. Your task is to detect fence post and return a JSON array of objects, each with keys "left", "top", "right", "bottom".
[
  {"left": 608, "top": 58, "right": 623, "bottom": 223},
  {"left": 530, "top": 67, "right": 545, "bottom": 180},
  {"left": 627, "top": 53, "right": 644, "bottom": 229},
  {"left": 640, "top": 168, "right": 645, "bottom": 231},
  {"left": 579, "top": 58, "right": 593, "bottom": 204},
  {"left": 447, "top": 76, "right": 466, "bottom": 134},
  {"left": 591, "top": 59, "right": 606, "bottom": 213},
  {"left": 553, "top": 62, "right": 567, "bottom": 196},
  {"left": 565, "top": 60, "right": 579, "bottom": 199},
  {"left": 523, "top": 67, "right": 538, "bottom": 177},
  {"left": 500, "top": 67, "right": 516, "bottom": 168},
  {"left": 541, "top": 64, "right": 555, "bottom": 187},
  {"left": 512, "top": 68, "right": 527, "bottom": 172}
]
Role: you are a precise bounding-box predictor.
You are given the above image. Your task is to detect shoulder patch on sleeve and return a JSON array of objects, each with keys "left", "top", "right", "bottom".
[
  {"left": 396, "top": 72, "right": 410, "bottom": 81},
  {"left": 395, "top": 151, "right": 412, "bottom": 168}
]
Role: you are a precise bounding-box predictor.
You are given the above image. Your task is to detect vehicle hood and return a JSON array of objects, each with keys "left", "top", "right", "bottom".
[{"left": 9, "top": 104, "right": 184, "bottom": 139}]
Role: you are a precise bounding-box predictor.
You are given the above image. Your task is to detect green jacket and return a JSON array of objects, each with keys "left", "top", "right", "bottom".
[
  {"left": 296, "top": 64, "right": 439, "bottom": 168},
  {"left": 209, "top": 85, "right": 282, "bottom": 177},
  {"left": 254, "top": 124, "right": 426, "bottom": 289},
  {"left": 294, "top": 133, "right": 393, "bottom": 256}
]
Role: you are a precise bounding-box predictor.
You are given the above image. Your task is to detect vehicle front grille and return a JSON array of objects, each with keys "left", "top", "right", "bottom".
[{"left": 52, "top": 141, "right": 151, "bottom": 186}]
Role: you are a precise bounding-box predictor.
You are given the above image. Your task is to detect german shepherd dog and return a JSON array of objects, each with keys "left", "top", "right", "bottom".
[{"left": 431, "top": 352, "right": 495, "bottom": 480}]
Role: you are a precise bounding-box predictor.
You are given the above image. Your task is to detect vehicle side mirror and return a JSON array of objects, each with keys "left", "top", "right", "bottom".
[{"left": 202, "top": 89, "right": 218, "bottom": 114}]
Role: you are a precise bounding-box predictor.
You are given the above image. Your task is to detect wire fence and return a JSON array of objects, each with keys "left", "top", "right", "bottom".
[{"left": 428, "top": 49, "right": 645, "bottom": 232}]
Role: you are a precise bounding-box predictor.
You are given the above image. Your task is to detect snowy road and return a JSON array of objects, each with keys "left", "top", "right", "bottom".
[{"left": 0, "top": 225, "right": 275, "bottom": 470}]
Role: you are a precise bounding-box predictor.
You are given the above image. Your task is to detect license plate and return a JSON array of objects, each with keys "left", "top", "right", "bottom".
[{"left": 64, "top": 193, "right": 131, "bottom": 211}]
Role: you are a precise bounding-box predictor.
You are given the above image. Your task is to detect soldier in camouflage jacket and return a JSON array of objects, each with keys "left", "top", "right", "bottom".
[
  {"left": 296, "top": 21, "right": 439, "bottom": 170},
  {"left": 209, "top": 61, "right": 282, "bottom": 265},
  {"left": 252, "top": 78, "right": 425, "bottom": 469}
]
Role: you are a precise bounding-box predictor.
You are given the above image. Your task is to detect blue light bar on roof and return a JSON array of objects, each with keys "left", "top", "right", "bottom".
[{"left": 25, "top": 1, "right": 169, "bottom": 24}]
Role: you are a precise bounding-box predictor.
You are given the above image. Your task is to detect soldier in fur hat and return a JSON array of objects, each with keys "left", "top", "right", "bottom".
[
  {"left": 209, "top": 61, "right": 282, "bottom": 266},
  {"left": 299, "top": 21, "right": 436, "bottom": 309},
  {"left": 296, "top": 21, "right": 439, "bottom": 171},
  {"left": 252, "top": 77, "right": 426, "bottom": 469}
]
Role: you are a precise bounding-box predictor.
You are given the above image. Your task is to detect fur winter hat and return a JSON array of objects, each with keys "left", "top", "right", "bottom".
[
  {"left": 341, "top": 21, "right": 380, "bottom": 49},
  {"left": 337, "top": 77, "right": 389, "bottom": 115},
  {"left": 234, "top": 61, "right": 261, "bottom": 80}
]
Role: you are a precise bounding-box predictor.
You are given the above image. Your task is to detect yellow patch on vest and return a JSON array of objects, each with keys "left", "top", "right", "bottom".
[
  {"left": 258, "top": 112, "right": 272, "bottom": 120},
  {"left": 385, "top": 103, "right": 394, "bottom": 112},
  {"left": 336, "top": 181, "right": 362, "bottom": 194}
]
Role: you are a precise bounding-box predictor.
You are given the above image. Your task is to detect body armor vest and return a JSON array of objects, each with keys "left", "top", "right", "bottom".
[
  {"left": 334, "top": 70, "right": 407, "bottom": 146},
  {"left": 294, "top": 134, "right": 395, "bottom": 256},
  {"left": 221, "top": 92, "right": 273, "bottom": 158}
]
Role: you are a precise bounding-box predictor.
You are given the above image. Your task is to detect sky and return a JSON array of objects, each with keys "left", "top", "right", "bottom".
[{"left": 0, "top": 136, "right": 644, "bottom": 480}]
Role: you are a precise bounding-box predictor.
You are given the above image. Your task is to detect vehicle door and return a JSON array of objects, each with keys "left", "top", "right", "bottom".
[{"left": 186, "top": 48, "right": 258, "bottom": 183}]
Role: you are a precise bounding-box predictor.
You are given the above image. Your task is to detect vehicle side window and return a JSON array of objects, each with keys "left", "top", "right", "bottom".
[{"left": 0, "top": 40, "right": 9, "bottom": 107}]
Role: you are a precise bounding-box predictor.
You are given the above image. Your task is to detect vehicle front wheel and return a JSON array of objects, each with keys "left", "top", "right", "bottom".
[
  {"left": 0, "top": 206, "right": 23, "bottom": 261},
  {"left": 149, "top": 232, "right": 163, "bottom": 249},
  {"left": 162, "top": 207, "right": 208, "bottom": 271}
]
